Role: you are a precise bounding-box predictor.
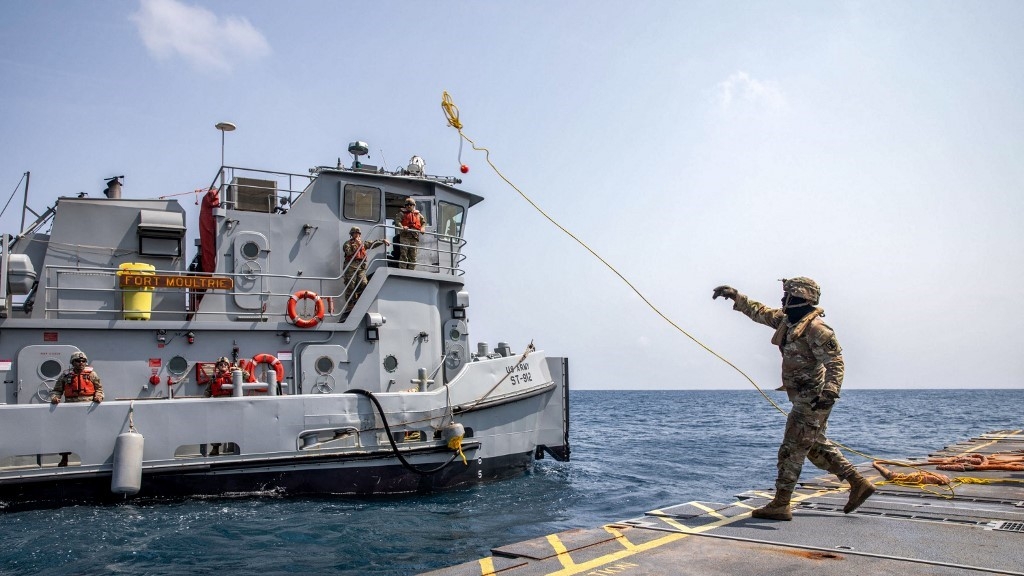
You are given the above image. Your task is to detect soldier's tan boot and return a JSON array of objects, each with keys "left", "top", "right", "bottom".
[
  {"left": 751, "top": 488, "right": 793, "bottom": 521},
  {"left": 843, "top": 472, "right": 876, "bottom": 513}
]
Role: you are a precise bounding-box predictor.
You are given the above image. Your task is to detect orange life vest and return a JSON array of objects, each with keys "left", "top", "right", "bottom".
[
  {"left": 350, "top": 241, "right": 367, "bottom": 261},
  {"left": 401, "top": 210, "right": 424, "bottom": 232},
  {"left": 211, "top": 371, "right": 234, "bottom": 397},
  {"left": 63, "top": 369, "right": 96, "bottom": 399}
]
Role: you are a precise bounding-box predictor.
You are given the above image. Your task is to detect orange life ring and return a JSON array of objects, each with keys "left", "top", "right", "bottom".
[
  {"left": 250, "top": 353, "right": 285, "bottom": 386},
  {"left": 287, "top": 290, "right": 325, "bottom": 328}
]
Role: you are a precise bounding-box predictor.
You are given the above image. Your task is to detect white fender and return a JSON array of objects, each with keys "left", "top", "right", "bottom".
[{"left": 111, "top": 431, "right": 144, "bottom": 495}]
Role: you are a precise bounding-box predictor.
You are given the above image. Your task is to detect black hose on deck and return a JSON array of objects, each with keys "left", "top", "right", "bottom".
[{"left": 346, "top": 389, "right": 460, "bottom": 476}]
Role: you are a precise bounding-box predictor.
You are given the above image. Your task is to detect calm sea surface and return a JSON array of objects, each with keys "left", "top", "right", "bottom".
[{"left": 2, "top": 389, "right": 1021, "bottom": 575}]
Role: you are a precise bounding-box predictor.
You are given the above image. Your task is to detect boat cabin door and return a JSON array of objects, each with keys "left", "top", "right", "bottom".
[{"left": 232, "top": 231, "right": 270, "bottom": 310}]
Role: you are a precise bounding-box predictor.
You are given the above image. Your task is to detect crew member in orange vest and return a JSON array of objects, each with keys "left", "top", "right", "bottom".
[
  {"left": 205, "top": 356, "right": 250, "bottom": 398},
  {"left": 396, "top": 197, "right": 426, "bottom": 270},
  {"left": 51, "top": 351, "right": 103, "bottom": 404}
]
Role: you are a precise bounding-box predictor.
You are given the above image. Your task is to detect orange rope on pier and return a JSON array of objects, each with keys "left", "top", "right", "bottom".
[{"left": 927, "top": 452, "right": 1024, "bottom": 472}]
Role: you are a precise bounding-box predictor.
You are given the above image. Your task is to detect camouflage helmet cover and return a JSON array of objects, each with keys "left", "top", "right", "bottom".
[
  {"left": 70, "top": 351, "right": 88, "bottom": 363},
  {"left": 216, "top": 356, "right": 231, "bottom": 366},
  {"left": 349, "top": 226, "right": 361, "bottom": 235},
  {"left": 781, "top": 276, "right": 821, "bottom": 305}
]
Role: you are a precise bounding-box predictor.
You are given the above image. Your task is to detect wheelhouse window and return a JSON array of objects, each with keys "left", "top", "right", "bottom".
[
  {"left": 438, "top": 201, "right": 464, "bottom": 239},
  {"left": 343, "top": 184, "right": 382, "bottom": 222}
]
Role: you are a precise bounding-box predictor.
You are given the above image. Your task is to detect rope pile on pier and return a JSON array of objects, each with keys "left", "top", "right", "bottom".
[
  {"left": 927, "top": 452, "right": 1024, "bottom": 472},
  {"left": 872, "top": 461, "right": 950, "bottom": 486}
]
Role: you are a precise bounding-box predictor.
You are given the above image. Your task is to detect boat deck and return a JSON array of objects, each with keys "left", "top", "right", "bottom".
[{"left": 424, "top": 430, "right": 1024, "bottom": 575}]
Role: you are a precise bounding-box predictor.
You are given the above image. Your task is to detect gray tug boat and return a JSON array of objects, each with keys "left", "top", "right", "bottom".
[{"left": 0, "top": 140, "right": 570, "bottom": 510}]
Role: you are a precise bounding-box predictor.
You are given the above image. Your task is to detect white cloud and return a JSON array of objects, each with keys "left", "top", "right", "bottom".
[
  {"left": 131, "top": 0, "right": 270, "bottom": 72},
  {"left": 715, "top": 71, "right": 785, "bottom": 112}
]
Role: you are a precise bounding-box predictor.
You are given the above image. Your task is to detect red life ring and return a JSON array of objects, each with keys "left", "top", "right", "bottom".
[
  {"left": 250, "top": 353, "right": 285, "bottom": 386},
  {"left": 287, "top": 290, "right": 325, "bottom": 328},
  {"left": 243, "top": 352, "right": 284, "bottom": 391}
]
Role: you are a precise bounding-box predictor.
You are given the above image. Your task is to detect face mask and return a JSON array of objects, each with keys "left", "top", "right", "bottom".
[
  {"left": 782, "top": 293, "right": 813, "bottom": 322},
  {"left": 785, "top": 305, "right": 814, "bottom": 323}
]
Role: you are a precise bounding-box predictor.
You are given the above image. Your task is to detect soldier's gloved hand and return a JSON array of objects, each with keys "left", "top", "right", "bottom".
[
  {"left": 712, "top": 286, "right": 738, "bottom": 301},
  {"left": 93, "top": 396, "right": 102, "bottom": 404},
  {"left": 50, "top": 397, "right": 60, "bottom": 405},
  {"left": 810, "top": 390, "right": 838, "bottom": 411}
]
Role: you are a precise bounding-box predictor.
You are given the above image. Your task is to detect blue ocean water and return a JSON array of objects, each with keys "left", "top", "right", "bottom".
[{"left": 2, "top": 389, "right": 1021, "bottom": 575}]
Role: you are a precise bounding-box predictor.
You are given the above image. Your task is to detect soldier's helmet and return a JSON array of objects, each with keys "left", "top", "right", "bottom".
[
  {"left": 70, "top": 351, "right": 88, "bottom": 364},
  {"left": 216, "top": 356, "right": 231, "bottom": 366},
  {"left": 349, "top": 226, "right": 361, "bottom": 235},
  {"left": 781, "top": 277, "right": 821, "bottom": 305}
]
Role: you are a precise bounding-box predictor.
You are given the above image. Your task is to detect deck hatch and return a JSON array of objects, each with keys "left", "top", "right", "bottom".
[{"left": 992, "top": 521, "right": 1024, "bottom": 533}]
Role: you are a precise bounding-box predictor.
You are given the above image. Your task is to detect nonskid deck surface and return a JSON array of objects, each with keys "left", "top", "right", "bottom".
[{"left": 424, "top": 430, "right": 1024, "bottom": 575}]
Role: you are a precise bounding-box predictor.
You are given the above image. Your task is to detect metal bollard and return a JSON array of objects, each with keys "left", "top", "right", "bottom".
[
  {"left": 231, "top": 368, "right": 244, "bottom": 397},
  {"left": 266, "top": 368, "right": 278, "bottom": 396},
  {"left": 411, "top": 367, "right": 434, "bottom": 392}
]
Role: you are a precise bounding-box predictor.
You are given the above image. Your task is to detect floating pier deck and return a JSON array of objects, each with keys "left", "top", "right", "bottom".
[{"left": 425, "top": 430, "right": 1024, "bottom": 575}]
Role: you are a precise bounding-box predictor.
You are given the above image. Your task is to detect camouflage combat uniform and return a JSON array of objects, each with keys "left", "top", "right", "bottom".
[
  {"left": 396, "top": 206, "right": 425, "bottom": 270},
  {"left": 732, "top": 294, "right": 856, "bottom": 492},
  {"left": 342, "top": 237, "right": 386, "bottom": 306},
  {"left": 51, "top": 368, "right": 103, "bottom": 403}
]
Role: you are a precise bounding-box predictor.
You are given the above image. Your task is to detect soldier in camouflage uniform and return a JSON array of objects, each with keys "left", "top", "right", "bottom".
[
  {"left": 50, "top": 351, "right": 103, "bottom": 405},
  {"left": 713, "top": 277, "right": 875, "bottom": 520},
  {"left": 342, "top": 226, "right": 389, "bottom": 311},
  {"left": 395, "top": 197, "right": 426, "bottom": 270}
]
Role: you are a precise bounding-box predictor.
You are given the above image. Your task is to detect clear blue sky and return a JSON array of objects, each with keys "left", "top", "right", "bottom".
[{"left": 2, "top": 1, "right": 1022, "bottom": 390}]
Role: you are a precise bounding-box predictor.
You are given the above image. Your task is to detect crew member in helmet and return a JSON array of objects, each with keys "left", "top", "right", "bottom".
[
  {"left": 51, "top": 351, "right": 103, "bottom": 405},
  {"left": 712, "top": 277, "right": 874, "bottom": 521},
  {"left": 205, "top": 356, "right": 250, "bottom": 398},
  {"left": 395, "top": 197, "right": 425, "bottom": 270},
  {"left": 342, "top": 226, "right": 389, "bottom": 312}
]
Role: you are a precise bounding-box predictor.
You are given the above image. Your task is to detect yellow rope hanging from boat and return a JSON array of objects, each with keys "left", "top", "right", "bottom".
[{"left": 441, "top": 91, "right": 786, "bottom": 415}]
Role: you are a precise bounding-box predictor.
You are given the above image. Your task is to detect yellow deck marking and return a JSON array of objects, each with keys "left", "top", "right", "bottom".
[
  {"left": 603, "top": 526, "right": 638, "bottom": 550},
  {"left": 478, "top": 557, "right": 495, "bottom": 575},
  {"left": 543, "top": 531, "right": 689, "bottom": 576},
  {"left": 690, "top": 501, "right": 727, "bottom": 520},
  {"left": 547, "top": 534, "right": 577, "bottom": 570},
  {"left": 542, "top": 489, "right": 841, "bottom": 576}
]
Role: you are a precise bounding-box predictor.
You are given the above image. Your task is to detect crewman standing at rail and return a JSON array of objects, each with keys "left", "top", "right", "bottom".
[
  {"left": 712, "top": 277, "right": 875, "bottom": 520},
  {"left": 50, "top": 351, "right": 103, "bottom": 405},
  {"left": 343, "top": 226, "right": 389, "bottom": 311},
  {"left": 396, "top": 197, "right": 425, "bottom": 270}
]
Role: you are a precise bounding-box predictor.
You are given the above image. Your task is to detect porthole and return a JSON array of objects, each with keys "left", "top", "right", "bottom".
[
  {"left": 315, "top": 355, "right": 334, "bottom": 375},
  {"left": 449, "top": 328, "right": 461, "bottom": 340},
  {"left": 167, "top": 355, "right": 189, "bottom": 376},
  {"left": 383, "top": 355, "right": 398, "bottom": 373},
  {"left": 39, "top": 359, "right": 63, "bottom": 379},
  {"left": 240, "top": 240, "right": 261, "bottom": 260}
]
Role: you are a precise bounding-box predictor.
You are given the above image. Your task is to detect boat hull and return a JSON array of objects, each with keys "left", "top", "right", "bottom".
[{"left": 0, "top": 449, "right": 535, "bottom": 511}]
